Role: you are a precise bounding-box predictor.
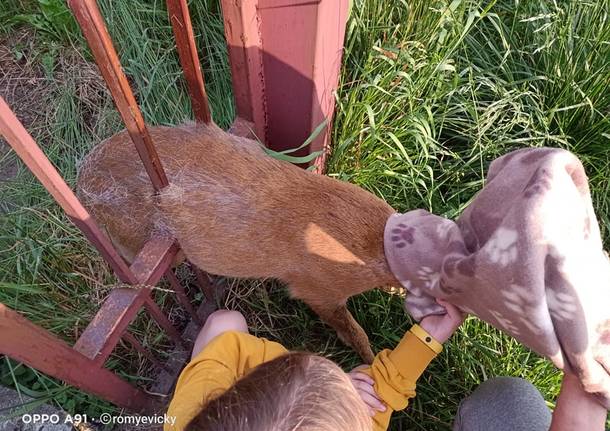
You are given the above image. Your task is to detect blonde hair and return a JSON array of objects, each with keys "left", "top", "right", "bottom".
[{"left": 186, "top": 352, "right": 372, "bottom": 431}]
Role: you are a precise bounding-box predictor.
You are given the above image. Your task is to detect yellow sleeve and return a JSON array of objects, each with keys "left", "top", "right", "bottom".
[
  {"left": 165, "top": 331, "right": 288, "bottom": 431},
  {"left": 360, "top": 324, "right": 442, "bottom": 431}
]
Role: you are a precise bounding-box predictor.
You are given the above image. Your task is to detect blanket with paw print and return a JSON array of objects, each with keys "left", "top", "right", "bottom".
[{"left": 384, "top": 147, "right": 610, "bottom": 407}]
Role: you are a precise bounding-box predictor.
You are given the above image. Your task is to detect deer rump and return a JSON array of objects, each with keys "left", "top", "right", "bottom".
[{"left": 76, "top": 122, "right": 399, "bottom": 363}]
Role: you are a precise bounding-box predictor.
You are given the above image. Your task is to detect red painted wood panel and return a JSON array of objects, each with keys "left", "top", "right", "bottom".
[{"left": 221, "top": 0, "right": 349, "bottom": 171}]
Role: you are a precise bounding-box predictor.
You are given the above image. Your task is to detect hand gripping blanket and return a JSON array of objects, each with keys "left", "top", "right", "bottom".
[{"left": 384, "top": 147, "right": 610, "bottom": 406}]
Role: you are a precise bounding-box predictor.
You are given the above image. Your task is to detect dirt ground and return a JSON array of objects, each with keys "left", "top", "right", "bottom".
[
  {"left": 0, "top": 29, "right": 47, "bottom": 181},
  {"left": 0, "top": 28, "right": 109, "bottom": 182}
]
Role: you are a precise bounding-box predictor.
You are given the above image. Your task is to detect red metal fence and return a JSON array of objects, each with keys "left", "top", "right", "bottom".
[{"left": 0, "top": 0, "right": 348, "bottom": 412}]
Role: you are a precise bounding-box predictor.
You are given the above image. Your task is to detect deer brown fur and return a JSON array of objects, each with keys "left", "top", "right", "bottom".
[{"left": 76, "top": 123, "right": 399, "bottom": 363}]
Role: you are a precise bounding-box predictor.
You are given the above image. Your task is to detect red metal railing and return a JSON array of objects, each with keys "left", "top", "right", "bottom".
[
  {"left": 0, "top": 0, "right": 348, "bottom": 413},
  {"left": 0, "top": 0, "right": 216, "bottom": 412}
]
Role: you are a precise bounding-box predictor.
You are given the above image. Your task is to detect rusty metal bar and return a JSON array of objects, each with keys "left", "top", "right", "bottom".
[
  {"left": 76, "top": 290, "right": 186, "bottom": 362},
  {"left": 74, "top": 237, "right": 179, "bottom": 363},
  {"left": 75, "top": 288, "right": 144, "bottom": 364},
  {"left": 165, "top": 270, "right": 201, "bottom": 325},
  {"left": 129, "top": 238, "right": 180, "bottom": 285},
  {"left": 123, "top": 331, "right": 169, "bottom": 372},
  {"left": 0, "top": 96, "right": 137, "bottom": 284},
  {"left": 66, "top": 0, "right": 169, "bottom": 191},
  {"left": 166, "top": 0, "right": 212, "bottom": 123},
  {"left": 192, "top": 265, "right": 216, "bottom": 302},
  {"left": 0, "top": 303, "right": 157, "bottom": 412}
]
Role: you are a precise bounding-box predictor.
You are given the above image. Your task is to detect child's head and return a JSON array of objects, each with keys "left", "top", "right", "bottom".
[{"left": 186, "top": 351, "right": 371, "bottom": 431}]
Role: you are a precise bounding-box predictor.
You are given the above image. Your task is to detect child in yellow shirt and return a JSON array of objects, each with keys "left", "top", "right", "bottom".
[{"left": 165, "top": 300, "right": 464, "bottom": 431}]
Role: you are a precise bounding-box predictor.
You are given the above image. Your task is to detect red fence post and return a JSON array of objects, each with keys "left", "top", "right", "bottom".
[
  {"left": 221, "top": 0, "right": 350, "bottom": 171},
  {"left": 220, "top": 0, "right": 266, "bottom": 139}
]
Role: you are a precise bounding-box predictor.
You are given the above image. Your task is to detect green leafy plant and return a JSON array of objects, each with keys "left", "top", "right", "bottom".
[
  {"left": 5, "top": 0, "right": 80, "bottom": 43},
  {"left": 262, "top": 118, "right": 327, "bottom": 166}
]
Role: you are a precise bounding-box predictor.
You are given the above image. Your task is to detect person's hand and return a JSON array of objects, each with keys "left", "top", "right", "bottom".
[
  {"left": 550, "top": 372, "right": 608, "bottom": 431},
  {"left": 419, "top": 299, "right": 465, "bottom": 343},
  {"left": 348, "top": 365, "right": 386, "bottom": 417}
]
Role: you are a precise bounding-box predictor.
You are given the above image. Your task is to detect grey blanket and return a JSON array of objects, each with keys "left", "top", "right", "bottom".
[{"left": 384, "top": 147, "right": 610, "bottom": 406}]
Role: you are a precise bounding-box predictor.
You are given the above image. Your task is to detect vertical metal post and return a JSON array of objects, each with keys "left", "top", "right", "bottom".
[
  {"left": 166, "top": 0, "right": 212, "bottom": 123},
  {"left": 144, "top": 298, "right": 186, "bottom": 347},
  {"left": 123, "top": 332, "right": 170, "bottom": 372},
  {"left": 193, "top": 265, "right": 216, "bottom": 302},
  {"left": 166, "top": 270, "right": 202, "bottom": 325}
]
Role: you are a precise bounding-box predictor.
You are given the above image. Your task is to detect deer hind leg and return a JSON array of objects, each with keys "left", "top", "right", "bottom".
[
  {"left": 292, "top": 286, "right": 375, "bottom": 364},
  {"left": 311, "top": 302, "right": 374, "bottom": 364}
]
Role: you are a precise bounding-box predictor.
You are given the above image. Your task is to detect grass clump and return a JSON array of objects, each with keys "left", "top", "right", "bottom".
[
  {"left": 331, "top": 0, "right": 609, "bottom": 225},
  {"left": 1, "top": 0, "right": 609, "bottom": 429}
]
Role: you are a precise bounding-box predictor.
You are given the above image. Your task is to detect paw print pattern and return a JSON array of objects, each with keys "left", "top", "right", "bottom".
[
  {"left": 500, "top": 285, "right": 542, "bottom": 334},
  {"left": 417, "top": 266, "right": 441, "bottom": 289},
  {"left": 485, "top": 227, "right": 518, "bottom": 266},
  {"left": 390, "top": 223, "right": 416, "bottom": 249},
  {"left": 546, "top": 288, "right": 578, "bottom": 322}
]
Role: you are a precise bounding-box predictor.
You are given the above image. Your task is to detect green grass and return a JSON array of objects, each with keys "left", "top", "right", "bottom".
[{"left": 1, "top": 0, "right": 609, "bottom": 429}]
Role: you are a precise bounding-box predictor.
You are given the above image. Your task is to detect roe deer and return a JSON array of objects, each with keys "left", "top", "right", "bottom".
[{"left": 76, "top": 123, "right": 399, "bottom": 363}]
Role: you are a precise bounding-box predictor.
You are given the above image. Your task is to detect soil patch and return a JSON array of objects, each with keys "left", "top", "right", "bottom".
[{"left": 0, "top": 28, "right": 109, "bottom": 182}]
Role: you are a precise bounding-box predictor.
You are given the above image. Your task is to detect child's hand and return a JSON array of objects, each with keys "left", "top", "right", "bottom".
[
  {"left": 419, "top": 299, "right": 465, "bottom": 343},
  {"left": 348, "top": 365, "right": 387, "bottom": 417}
]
